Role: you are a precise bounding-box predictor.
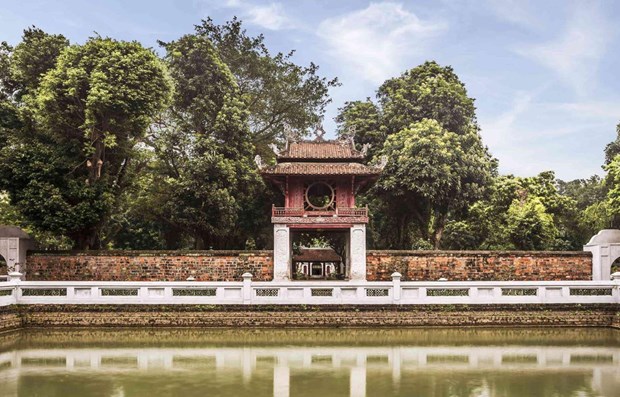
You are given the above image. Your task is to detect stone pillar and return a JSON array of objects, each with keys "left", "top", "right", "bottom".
[
  {"left": 584, "top": 229, "right": 620, "bottom": 280},
  {"left": 349, "top": 224, "right": 366, "bottom": 281},
  {"left": 273, "top": 224, "right": 291, "bottom": 281}
]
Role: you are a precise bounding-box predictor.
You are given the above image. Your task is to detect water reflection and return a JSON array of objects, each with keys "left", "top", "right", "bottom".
[{"left": 0, "top": 328, "right": 619, "bottom": 397}]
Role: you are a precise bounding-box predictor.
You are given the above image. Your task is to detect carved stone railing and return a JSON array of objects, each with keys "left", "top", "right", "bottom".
[{"left": 1, "top": 273, "right": 618, "bottom": 306}]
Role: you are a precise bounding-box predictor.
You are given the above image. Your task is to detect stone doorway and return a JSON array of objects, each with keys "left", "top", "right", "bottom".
[{"left": 290, "top": 229, "right": 347, "bottom": 280}]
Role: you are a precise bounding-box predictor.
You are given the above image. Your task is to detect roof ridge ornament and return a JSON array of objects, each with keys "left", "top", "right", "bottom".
[
  {"left": 268, "top": 143, "right": 281, "bottom": 156},
  {"left": 375, "top": 155, "right": 388, "bottom": 170},
  {"left": 283, "top": 123, "right": 300, "bottom": 150},
  {"left": 338, "top": 125, "right": 357, "bottom": 148},
  {"left": 360, "top": 143, "right": 371, "bottom": 156},
  {"left": 313, "top": 120, "right": 327, "bottom": 142},
  {"left": 254, "top": 154, "right": 264, "bottom": 170}
]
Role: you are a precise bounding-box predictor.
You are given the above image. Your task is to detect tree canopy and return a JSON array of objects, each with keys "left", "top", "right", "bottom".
[{"left": 0, "top": 32, "right": 171, "bottom": 248}]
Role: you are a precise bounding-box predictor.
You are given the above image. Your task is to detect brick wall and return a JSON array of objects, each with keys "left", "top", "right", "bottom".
[
  {"left": 26, "top": 251, "right": 273, "bottom": 281},
  {"left": 0, "top": 307, "right": 21, "bottom": 333},
  {"left": 366, "top": 250, "right": 592, "bottom": 281},
  {"left": 25, "top": 249, "right": 592, "bottom": 282},
  {"left": 14, "top": 304, "right": 620, "bottom": 328}
]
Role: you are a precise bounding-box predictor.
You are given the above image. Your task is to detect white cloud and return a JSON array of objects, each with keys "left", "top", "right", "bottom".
[
  {"left": 317, "top": 2, "right": 447, "bottom": 84},
  {"left": 484, "top": 0, "right": 540, "bottom": 29},
  {"left": 545, "top": 101, "right": 620, "bottom": 120},
  {"left": 482, "top": 91, "right": 534, "bottom": 147},
  {"left": 222, "top": 0, "right": 293, "bottom": 30},
  {"left": 480, "top": 90, "right": 618, "bottom": 179},
  {"left": 515, "top": 2, "right": 614, "bottom": 96}
]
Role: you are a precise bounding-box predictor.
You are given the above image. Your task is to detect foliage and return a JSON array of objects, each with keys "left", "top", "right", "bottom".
[
  {"left": 192, "top": 18, "right": 338, "bottom": 156},
  {"left": 9, "top": 27, "right": 69, "bottom": 99},
  {"left": 0, "top": 31, "right": 171, "bottom": 249},
  {"left": 604, "top": 123, "right": 620, "bottom": 165},
  {"left": 377, "top": 61, "right": 477, "bottom": 136},
  {"left": 376, "top": 118, "right": 494, "bottom": 248},
  {"left": 340, "top": 61, "right": 495, "bottom": 249},
  {"left": 144, "top": 32, "right": 263, "bottom": 249},
  {"left": 503, "top": 196, "right": 557, "bottom": 250},
  {"left": 604, "top": 155, "right": 620, "bottom": 227},
  {"left": 335, "top": 99, "right": 382, "bottom": 157}
]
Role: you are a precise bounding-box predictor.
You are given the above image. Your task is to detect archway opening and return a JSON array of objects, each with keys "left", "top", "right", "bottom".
[
  {"left": 290, "top": 229, "right": 347, "bottom": 280},
  {"left": 612, "top": 257, "right": 620, "bottom": 276},
  {"left": 0, "top": 254, "right": 7, "bottom": 278}
]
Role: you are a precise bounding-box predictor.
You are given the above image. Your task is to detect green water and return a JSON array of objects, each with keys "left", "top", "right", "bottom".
[{"left": 0, "top": 328, "right": 619, "bottom": 397}]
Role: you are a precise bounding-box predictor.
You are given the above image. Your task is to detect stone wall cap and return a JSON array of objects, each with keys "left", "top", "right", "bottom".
[
  {"left": 585, "top": 229, "right": 620, "bottom": 245},
  {"left": 366, "top": 250, "right": 592, "bottom": 257},
  {"left": 27, "top": 250, "right": 274, "bottom": 257}
]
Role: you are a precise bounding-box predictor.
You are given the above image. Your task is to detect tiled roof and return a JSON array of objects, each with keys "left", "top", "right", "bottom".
[
  {"left": 261, "top": 162, "right": 381, "bottom": 176},
  {"left": 279, "top": 140, "right": 364, "bottom": 160},
  {"left": 293, "top": 248, "right": 342, "bottom": 262}
]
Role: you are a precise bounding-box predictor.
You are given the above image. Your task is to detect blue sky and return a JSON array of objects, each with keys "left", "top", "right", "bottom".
[{"left": 1, "top": 0, "right": 619, "bottom": 180}]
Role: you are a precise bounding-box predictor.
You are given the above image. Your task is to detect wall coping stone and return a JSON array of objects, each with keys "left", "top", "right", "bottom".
[
  {"left": 367, "top": 250, "right": 592, "bottom": 257},
  {"left": 27, "top": 249, "right": 591, "bottom": 257},
  {"left": 27, "top": 250, "right": 274, "bottom": 257}
]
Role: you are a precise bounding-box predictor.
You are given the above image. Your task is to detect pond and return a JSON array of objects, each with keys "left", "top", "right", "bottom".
[{"left": 0, "top": 328, "right": 619, "bottom": 397}]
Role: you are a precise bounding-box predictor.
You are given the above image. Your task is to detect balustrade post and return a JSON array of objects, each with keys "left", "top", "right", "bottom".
[
  {"left": 242, "top": 272, "right": 253, "bottom": 304},
  {"left": 8, "top": 272, "right": 22, "bottom": 283},
  {"left": 391, "top": 272, "right": 401, "bottom": 303}
]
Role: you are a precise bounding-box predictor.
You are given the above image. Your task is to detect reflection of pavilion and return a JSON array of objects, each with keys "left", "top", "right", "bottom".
[
  {"left": 257, "top": 128, "right": 385, "bottom": 281},
  {"left": 1, "top": 345, "right": 619, "bottom": 397}
]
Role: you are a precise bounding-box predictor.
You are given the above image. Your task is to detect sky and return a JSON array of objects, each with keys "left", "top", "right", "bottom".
[{"left": 1, "top": 0, "right": 619, "bottom": 180}]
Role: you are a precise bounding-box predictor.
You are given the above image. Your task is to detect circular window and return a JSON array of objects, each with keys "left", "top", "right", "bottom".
[{"left": 305, "top": 182, "right": 335, "bottom": 210}]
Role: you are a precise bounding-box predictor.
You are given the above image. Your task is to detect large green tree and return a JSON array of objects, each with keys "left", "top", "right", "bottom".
[
  {"left": 144, "top": 32, "right": 262, "bottom": 249},
  {"left": 0, "top": 32, "right": 171, "bottom": 249},
  {"left": 442, "top": 172, "right": 581, "bottom": 250},
  {"left": 338, "top": 61, "right": 496, "bottom": 249},
  {"left": 377, "top": 118, "right": 494, "bottom": 248},
  {"left": 191, "top": 18, "right": 338, "bottom": 155}
]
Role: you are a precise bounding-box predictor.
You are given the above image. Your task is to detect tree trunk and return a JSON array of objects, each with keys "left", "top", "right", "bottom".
[
  {"left": 431, "top": 211, "right": 448, "bottom": 250},
  {"left": 72, "top": 228, "right": 99, "bottom": 250}
]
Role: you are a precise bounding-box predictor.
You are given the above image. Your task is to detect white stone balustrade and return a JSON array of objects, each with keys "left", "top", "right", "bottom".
[{"left": 1, "top": 272, "right": 619, "bottom": 307}]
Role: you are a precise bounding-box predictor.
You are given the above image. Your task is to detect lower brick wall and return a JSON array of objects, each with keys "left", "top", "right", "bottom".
[
  {"left": 613, "top": 313, "right": 620, "bottom": 329},
  {"left": 366, "top": 250, "right": 593, "bottom": 281},
  {"left": 0, "top": 307, "right": 21, "bottom": 333},
  {"left": 25, "top": 250, "right": 593, "bottom": 282},
  {"left": 13, "top": 304, "right": 620, "bottom": 328}
]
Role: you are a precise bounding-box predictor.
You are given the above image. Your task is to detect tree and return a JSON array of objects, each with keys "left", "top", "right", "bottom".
[
  {"left": 604, "top": 123, "right": 620, "bottom": 165},
  {"left": 441, "top": 172, "right": 583, "bottom": 250},
  {"left": 338, "top": 61, "right": 495, "bottom": 249},
  {"left": 376, "top": 119, "right": 494, "bottom": 248},
  {"left": 9, "top": 27, "right": 69, "bottom": 99},
  {"left": 604, "top": 155, "right": 620, "bottom": 227},
  {"left": 191, "top": 18, "right": 338, "bottom": 155},
  {"left": 378, "top": 61, "right": 478, "bottom": 137},
  {"left": 0, "top": 32, "right": 171, "bottom": 249},
  {"left": 335, "top": 99, "right": 382, "bottom": 158},
  {"left": 503, "top": 196, "right": 558, "bottom": 250},
  {"left": 145, "top": 32, "right": 263, "bottom": 249}
]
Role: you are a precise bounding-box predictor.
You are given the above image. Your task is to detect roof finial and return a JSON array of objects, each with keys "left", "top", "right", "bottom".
[
  {"left": 254, "top": 155, "right": 264, "bottom": 170},
  {"left": 376, "top": 155, "right": 388, "bottom": 170},
  {"left": 313, "top": 118, "right": 327, "bottom": 141},
  {"left": 268, "top": 143, "right": 281, "bottom": 156},
  {"left": 283, "top": 123, "right": 300, "bottom": 150}
]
